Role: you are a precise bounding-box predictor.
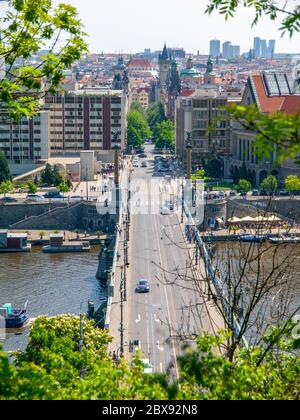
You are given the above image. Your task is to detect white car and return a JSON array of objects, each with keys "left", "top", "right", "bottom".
[
  {"left": 141, "top": 359, "right": 153, "bottom": 374},
  {"left": 160, "top": 206, "right": 171, "bottom": 215},
  {"left": 133, "top": 161, "right": 139, "bottom": 167}
]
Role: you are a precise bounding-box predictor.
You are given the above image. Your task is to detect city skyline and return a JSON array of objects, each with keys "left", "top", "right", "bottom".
[{"left": 52, "top": 0, "right": 299, "bottom": 54}]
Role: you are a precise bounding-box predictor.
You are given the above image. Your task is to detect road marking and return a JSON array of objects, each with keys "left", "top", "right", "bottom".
[
  {"left": 135, "top": 314, "right": 141, "bottom": 323},
  {"left": 160, "top": 362, "right": 163, "bottom": 373}
]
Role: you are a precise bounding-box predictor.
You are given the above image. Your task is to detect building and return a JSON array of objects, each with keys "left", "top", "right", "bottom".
[
  {"left": 210, "top": 39, "right": 221, "bottom": 58},
  {"left": 43, "top": 89, "right": 126, "bottom": 156},
  {"left": 180, "top": 56, "right": 202, "bottom": 88},
  {"left": 175, "top": 88, "right": 230, "bottom": 166},
  {"left": 0, "top": 111, "right": 50, "bottom": 164},
  {"left": 253, "top": 37, "right": 276, "bottom": 59},
  {"left": 80, "top": 150, "right": 95, "bottom": 181},
  {"left": 130, "top": 86, "right": 150, "bottom": 109},
  {"left": 253, "top": 37, "right": 261, "bottom": 58},
  {"left": 227, "top": 72, "right": 300, "bottom": 187},
  {"left": 222, "top": 42, "right": 240, "bottom": 59}
]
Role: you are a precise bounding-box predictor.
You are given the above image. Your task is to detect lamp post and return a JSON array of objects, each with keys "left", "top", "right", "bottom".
[
  {"left": 112, "top": 129, "right": 121, "bottom": 214},
  {"left": 185, "top": 131, "right": 193, "bottom": 181},
  {"left": 119, "top": 270, "right": 125, "bottom": 354}
]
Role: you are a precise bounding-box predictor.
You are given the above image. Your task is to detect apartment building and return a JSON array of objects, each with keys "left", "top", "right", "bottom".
[
  {"left": 0, "top": 111, "right": 50, "bottom": 163},
  {"left": 44, "top": 89, "right": 126, "bottom": 156},
  {"left": 175, "top": 88, "right": 230, "bottom": 165}
]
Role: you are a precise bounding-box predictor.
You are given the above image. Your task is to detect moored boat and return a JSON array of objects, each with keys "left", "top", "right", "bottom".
[{"left": 0, "top": 302, "right": 29, "bottom": 328}]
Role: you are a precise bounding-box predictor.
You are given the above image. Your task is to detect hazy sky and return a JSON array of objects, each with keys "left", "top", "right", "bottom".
[{"left": 4, "top": 0, "right": 300, "bottom": 54}]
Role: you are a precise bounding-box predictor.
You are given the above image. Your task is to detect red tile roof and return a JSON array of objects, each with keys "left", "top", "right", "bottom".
[
  {"left": 127, "top": 59, "right": 152, "bottom": 68},
  {"left": 181, "top": 88, "right": 195, "bottom": 97},
  {"left": 251, "top": 74, "right": 285, "bottom": 114},
  {"left": 280, "top": 96, "right": 300, "bottom": 116}
]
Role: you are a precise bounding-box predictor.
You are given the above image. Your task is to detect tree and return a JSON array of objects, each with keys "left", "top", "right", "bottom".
[
  {"left": 206, "top": 1, "right": 300, "bottom": 38},
  {"left": 191, "top": 169, "right": 205, "bottom": 181},
  {"left": 27, "top": 181, "right": 37, "bottom": 194},
  {"left": 146, "top": 103, "right": 167, "bottom": 138},
  {"left": 126, "top": 110, "right": 151, "bottom": 148},
  {"left": 52, "top": 165, "right": 64, "bottom": 187},
  {"left": 236, "top": 179, "right": 252, "bottom": 193},
  {"left": 285, "top": 175, "right": 300, "bottom": 196},
  {"left": 0, "top": 151, "right": 11, "bottom": 183},
  {"left": 260, "top": 175, "right": 278, "bottom": 195},
  {"left": 58, "top": 182, "right": 71, "bottom": 199},
  {"left": 204, "top": 158, "right": 224, "bottom": 178},
  {"left": 0, "top": 180, "right": 14, "bottom": 196},
  {"left": 0, "top": 0, "right": 88, "bottom": 122},
  {"left": 41, "top": 163, "right": 54, "bottom": 186},
  {"left": 130, "top": 101, "right": 146, "bottom": 119},
  {"left": 155, "top": 119, "right": 175, "bottom": 151}
]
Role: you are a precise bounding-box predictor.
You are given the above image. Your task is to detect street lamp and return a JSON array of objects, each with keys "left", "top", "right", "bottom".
[
  {"left": 112, "top": 129, "right": 121, "bottom": 187},
  {"left": 185, "top": 130, "right": 193, "bottom": 180}
]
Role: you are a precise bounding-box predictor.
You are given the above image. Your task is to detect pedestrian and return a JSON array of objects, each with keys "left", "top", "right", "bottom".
[{"left": 112, "top": 351, "right": 116, "bottom": 362}]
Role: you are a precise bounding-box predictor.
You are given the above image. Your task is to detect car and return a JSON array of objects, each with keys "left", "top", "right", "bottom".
[
  {"left": 141, "top": 359, "right": 153, "bottom": 374},
  {"left": 229, "top": 191, "right": 236, "bottom": 197},
  {"left": 133, "top": 161, "right": 139, "bottom": 167},
  {"left": 26, "top": 194, "right": 45, "bottom": 202},
  {"left": 136, "top": 279, "right": 150, "bottom": 293},
  {"left": 240, "top": 192, "right": 248, "bottom": 197},
  {"left": 160, "top": 206, "right": 171, "bottom": 215},
  {"left": 277, "top": 190, "right": 290, "bottom": 197},
  {"left": 44, "top": 191, "right": 62, "bottom": 199},
  {"left": 0, "top": 196, "right": 18, "bottom": 203},
  {"left": 218, "top": 191, "right": 225, "bottom": 198},
  {"left": 166, "top": 201, "right": 174, "bottom": 211},
  {"left": 138, "top": 153, "right": 147, "bottom": 158},
  {"left": 252, "top": 189, "right": 260, "bottom": 196},
  {"left": 141, "top": 161, "right": 147, "bottom": 168},
  {"left": 133, "top": 339, "right": 141, "bottom": 352}
]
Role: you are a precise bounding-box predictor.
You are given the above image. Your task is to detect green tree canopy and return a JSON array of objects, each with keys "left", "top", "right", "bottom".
[
  {"left": 0, "top": 151, "right": 12, "bottom": 182},
  {"left": 260, "top": 175, "right": 278, "bottom": 194},
  {"left": 285, "top": 175, "right": 300, "bottom": 193},
  {"left": 0, "top": 180, "right": 14, "bottom": 196},
  {"left": 0, "top": 0, "right": 88, "bottom": 122},
  {"left": 126, "top": 110, "right": 151, "bottom": 148},
  {"left": 130, "top": 101, "right": 146, "bottom": 118},
  {"left": 146, "top": 103, "right": 167, "bottom": 136},
  {"left": 41, "top": 164, "right": 64, "bottom": 187},
  {"left": 27, "top": 181, "right": 37, "bottom": 194},
  {"left": 236, "top": 179, "right": 252, "bottom": 193},
  {"left": 155, "top": 119, "right": 175, "bottom": 151}
]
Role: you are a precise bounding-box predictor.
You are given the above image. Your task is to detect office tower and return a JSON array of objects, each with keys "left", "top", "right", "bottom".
[
  {"left": 253, "top": 37, "right": 261, "bottom": 58},
  {"left": 232, "top": 45, "right": 240, "bottom": 58},
  {"left": 222, "top": 41, "right": 231, "bottom": 59},
  {"left": 210, "top": 39, "right": 221, "bottom": 57},
  {"left": 260, "top": 39, "right": 268, "bottom": 58},
  {"left": 268, "top": 40, "right": 276, "bottom": 58}
]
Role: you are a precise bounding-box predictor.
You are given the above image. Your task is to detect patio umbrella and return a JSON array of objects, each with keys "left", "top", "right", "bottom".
[{"left": 227, "top": 217, "right": 241, "bottom": 223}]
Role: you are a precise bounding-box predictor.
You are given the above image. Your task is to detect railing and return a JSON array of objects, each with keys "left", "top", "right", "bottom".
[{"left": 184, "top": 202, "right": 248, "bottom": 348}]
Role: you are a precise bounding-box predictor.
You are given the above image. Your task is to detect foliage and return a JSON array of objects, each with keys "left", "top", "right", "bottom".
[
  {"left": 155, "top": 119, "right": 175, "bottom": 151},
  {"left": 126, "top": 110, "right": 151, "bottom": 148},
  {"left": 236, "top": 179, "right": 252, "bottom": 193},
  {"left": 204, "top": 158, "right": 224, "bottom": 178},
  {"left": 191, "top": 169, "right": 205, "bottom": 181},
  {"left": 0, "top": 180, "right": 14, "bottom": 196},
  {"left": 58, "top": 182, "right": 71, "bottom": 195},
  {"left": 146, "top": 103, "right": 167, "bottom": 138},
  {"left": 0, "top": 0, "right": 88, "bottom": 122},
  {"left": 285, "top": 175, "right": 300, "bottom": 193},
  {"left": 130, "top": 101, "right": 146, "bottom": 118},
  {"left": 0, "top": 317, "right": 299, "bottom": 400},
  {"left": 206, "top": 1, "right": 300, "bottom": 37},
  {"left": 230, "top": 163, "right": 256, "bottom": 186},
  {"left": 0, "top": 151, "right": 12, "bottom": 183},
  {"left": 41, "top": 164, "right": 63, "bottom": 186},
  {"left": 27, "top": 181, "right": 37, "bottom": 194},
  {"left": 260, "top": 175, "right": 278, "bottom": 194}
]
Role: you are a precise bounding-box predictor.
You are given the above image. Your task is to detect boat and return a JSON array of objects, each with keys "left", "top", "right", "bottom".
[
  {"left": 0, "top": 301, "right": 29, "bottom": 328},
  {"left": 240, "top": 234, "right": 268, "bottom": 243},
  {"left": 269, "top": 237, "right": 300, "bottom": 244}
]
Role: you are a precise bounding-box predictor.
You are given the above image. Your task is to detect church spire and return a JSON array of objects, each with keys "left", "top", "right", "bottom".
[{"left": 161, "top": 42, "right": 169, "bottom": 60}]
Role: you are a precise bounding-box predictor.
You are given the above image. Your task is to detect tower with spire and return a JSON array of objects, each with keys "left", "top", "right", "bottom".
[
  {"left": 204, "top": 56, "right": 216, "bottom": 84},
  {"left": 158, "top": 43, "right": 171, "bottom": 87},
  {"left": 167, "top": 56, "right": 181, "bottom": 121}
]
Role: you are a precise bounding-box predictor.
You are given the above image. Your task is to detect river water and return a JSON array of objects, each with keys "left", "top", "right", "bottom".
[{"left": 0, "top": 246, "right": 103, "bottom": 352}]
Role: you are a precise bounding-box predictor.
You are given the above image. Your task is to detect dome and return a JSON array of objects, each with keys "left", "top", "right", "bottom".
[{"left": 180, "top": 67, "right": 201, "bottom": 77}]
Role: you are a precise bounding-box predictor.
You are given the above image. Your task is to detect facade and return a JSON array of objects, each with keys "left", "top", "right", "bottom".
[
  {"left": 210, "top": 39, "right": 221, "bottom": 58},
  {"left": 0, "top": 111, "right": 50, "bottom": 164},
  {"left": 253, "top": 37, "right": 276, "bottom": 59},
  {"left": 227, "top": 72, "right": 300, "bottom": 187},
  {"left": 130, "top": 86, "right": 150, "bottom": 109},
  {"left": 43, "top": 90, "right": 126, "bottom": 156},
  {"left": 175, "top": 89, "right": 230, "bottom": 165}
]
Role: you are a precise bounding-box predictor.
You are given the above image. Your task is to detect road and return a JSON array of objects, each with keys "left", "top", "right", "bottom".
[{"left": 126, "top": 146, "right": 219, "bottom": 376}]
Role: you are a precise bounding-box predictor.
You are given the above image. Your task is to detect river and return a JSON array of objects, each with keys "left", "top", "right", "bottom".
[{"left": 0, "top": 245, "right": 103, "bottom": 352}]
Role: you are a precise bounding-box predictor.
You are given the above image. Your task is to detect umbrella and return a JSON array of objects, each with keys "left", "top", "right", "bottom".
[
  {"left": 241, "top": 216, "right": 255, "bottom": 222},
  {"left": 266, "top": 215, "right": 281, "bottom": 222},
  {"left": 254, "top": 216, "right": 265, "bottom": 222},
  {"left": 227, "top": 217, "right": 241, "bottom": 223}
]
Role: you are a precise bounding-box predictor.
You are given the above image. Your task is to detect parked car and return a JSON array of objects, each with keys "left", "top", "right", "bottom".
[
  {"left": 138, "top": 153, "right": 147, "bottom": 158},
  {"left": 218, "top": 191, "right": 225, "bottom": 199},
  {"left": 229, "top": 191, "right": 236, "bottom": 197},
  {"left": 136, "top": 279, "right": 150, "bottom": 293},
  {"left": 277, "top": 190, "right": 290, "bottom": 197},
  {"left": 26, "top": 194, "right": 45, "bottom": 202},
  {"left": 44, "top": 191, "right": 62, "bottom": 199},
  {"left": 240, "top": 192, "right": 248, "bottom": 197},
  {"left": 0, "top": 196, "right": 18, "bottom": 203},
  {"left": 252, "top": 189, "right": 260, "bottom": 196},
  {"left": 141, "top": 161, "right": 147, "bottom": 168}
]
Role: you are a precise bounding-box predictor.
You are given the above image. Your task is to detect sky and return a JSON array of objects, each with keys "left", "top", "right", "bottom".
[{"left": 2, "top": 0, "right": 300, "bottom": 54}]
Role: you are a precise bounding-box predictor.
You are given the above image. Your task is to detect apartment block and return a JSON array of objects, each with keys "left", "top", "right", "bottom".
[
  {"left": 0, "top": 111, "right": 50, "bottom": 163},
  {"left": 44, "top": 89, "right": 126, "bottom": 156}
]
